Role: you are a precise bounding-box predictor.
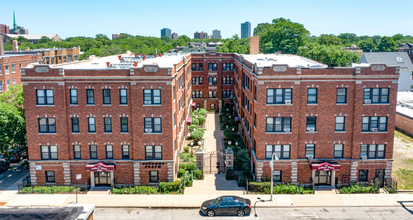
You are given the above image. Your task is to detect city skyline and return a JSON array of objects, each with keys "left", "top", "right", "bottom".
[{"left": 0, "top": 0, "right": 412, "bottom": 40}]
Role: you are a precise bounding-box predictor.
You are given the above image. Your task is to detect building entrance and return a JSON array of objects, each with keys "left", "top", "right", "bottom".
[
  {"left": 94, "top": 172, "right": 111, "bottom": 187},
  {"left": 315, "top": 171, "right": 332, "bottom": 185}
]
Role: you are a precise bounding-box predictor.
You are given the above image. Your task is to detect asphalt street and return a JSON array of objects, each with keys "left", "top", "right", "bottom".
[{"left": 94, "top": 207, "right": 413, "bottom": 219}]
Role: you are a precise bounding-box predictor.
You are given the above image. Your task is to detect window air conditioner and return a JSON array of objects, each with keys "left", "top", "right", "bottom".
[
  {"left": 284, "top": 128, "right": 291, "bottom": 132},
  {"left": 306, "top": 155, "right": 314, "bottom": 160},
  {"left": 371, "top": 128, "right": 378, "bottom": 132},
  {"left": 361, "top": 155, "right": 367, "bottom": 160},
  {"left": 364, "top": 100, "right": 371, "bottom": 104},
  {"left": 145, "top": 101, "right": 151, "bottom": 105},
  {"left": 308, "top": 128, "right": 315, "bottom": 132},
  {"left": 145, "top": 129, "right": 152, "bottom": 133},
  {"left": 285, "top": 100, "right": 292, "bottom": 105}
]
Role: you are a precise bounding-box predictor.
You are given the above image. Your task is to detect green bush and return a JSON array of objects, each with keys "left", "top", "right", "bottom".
[
  {"left": 192, "top": 110, "right": 199, "bottom": 115},
  {"left": 177, "top": 169, "right": 185, "bottom": 178},
  {"left": 189, "top": 125, "right": 198, "bottom": 132},
  {"left": 191, "top": 118, "right": 199, "bottom": 126},
  {"left": 191, "top": 129, "right": 203, "bottom": 142},
  {"left": 179, "top": 163, "right": 196, "bottom": 171},
  {"left": 198, "top": 108, "right": 207, "bottom": 116},
  {"left": 159, "top": 180, "right": 181, "bottom": 193},
  {"left": 198, "top": 115, "right": 206, "bottom": 126},
  {"left": 248, "top": 182, "right": 313, "bottom": 194},
  {"left": 194, "top": 169, "right": 204, "bottom": 180},
  {"left": 197, "top": 128, "right": 204, "bottom": 134},
  {"left": 340, "top": 183, "right": 379, "bottom": 194},
  {"left": 20, "top": 186, "right": 80, "bottom": 194},
  {"left": 184, "top": 172, "right": 193, "bottom": 187},
  {"left": 111, "top": 186, "right": 159, "bottom": 194},
  {"left": 184, "top": 147, "right": 189, "bottom": 153}
]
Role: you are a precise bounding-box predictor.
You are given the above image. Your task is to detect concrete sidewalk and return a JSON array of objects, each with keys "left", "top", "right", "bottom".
[{"left": 2, "top": 192, "right": 413, "bottom": 208}]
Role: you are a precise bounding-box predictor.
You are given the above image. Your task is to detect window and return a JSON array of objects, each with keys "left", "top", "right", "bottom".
[
  {"left": 144, "top": 118, "right": 162, "bottom": 133},
  {"left": 361, "top": 144, "right": 385, "bottom": 159},
  {"left": 305, "top": 144, "right": 315, "bottom": 158},
  {"left": 306, "top": 117, "right": 316, "bottom": 131},
  {"left": 337, "top": 88, "right": 347, "bottom": 104},
  {"left": 192, "top": 63, "right": 202, "bottom": 71},
  {"left": 362, "top": 116, "right": 387, "bottom": 132},
  {"left": 196, "top": 103, "right": 200, "bottom": 109},
  {"left": 120, "top": 117, "right": 128, "bottom": 132},
  {"left": 6, "top": 80, "right": 10, "bottom": 90},
  {"left": 90, "top": 145, "right": 97, "bottom": 159},
  {"left": 150, "top": 171, "right": 159, "bottom": 183},
  {"left": 51, "top": 58, "right": 55, "bottom": 64},
  {"left": 359, "top": 170, "right": 368, "bottom": 181},
  {"left": 5, "top": 65, "right": 10, "bottom": 75},
  {"left": 143, "top": 89, "right": 161, "bottom": 105},
  {"left": 222, "top": 76, "right": 233, "bottom": 84},
  {"left": 41, "top": 146, "right": 58, "bottom": 160},
  {"left": 68, "top": 56, "right": 72, "bottom": 62},
  {"left": 363, "top": 88, "right": 389, "bottom": 104},
  {"left": 208, "top": 91, "right": 217, "bottom": 98},
  {"left": 12, "top": 79, "right": 16, "bottom": 86},
  {"left": 335, "top": 116, "right": 345, "bottom": 131},
  {"left": 36, "top": 89, "right": 54, "bottom": 105},
  {"left": 70, "top": 89, "right": 78, "bottom": 104},
  {"left": 0, "top": 82, "right": 3, "bottom": 92},
  {"left": 119, "top": 89, "right": 127, "bottom": 104},
  {"left": 254, "top": 86, "right": 257, "bottom": 101},
  {"left": 11, "top": 64, "right": 15, "bottom": 73},
  {"left": 192, "top": 90, "right": 203, "bottom": 98},
  {"left": 222, "top": 91, "right": 233, "bottom": 98},
  {"left": 104, "top": 117, "right": 112, "bottom": 132},
  {"left": 192, "top": 77, "right": 203, "bottom": 85},
  {"left": 46, "top": 171, "right": 55, "bottom": 183},
  {"left": 122, "top": 145, "right": 129, "bottom": 159},
  {"left": 266, "top": 145, "right": 290, "bottom": 159},
  {"left": 103, "top": 89, "right": 111, "bottom": 104},
  {"left": 88, "top": 117, "right": 96, "bottom": 132},
  {"left": 74, "top": 56, "right": 78, "bottom": 61},
  {"left": 72, "top": 117, "right": 79, "bottom": 133},
  {"left": 222, "top": 63, "right": 234, "bottom": 71},
  {"left": 334, "top": 144, "right": 343, "bottom": 158},
  {"left": 145, "top": 145, "right": 162, "bottom": 160},
  {"left": 273, "top": 170, "right": 282, "bottom": 182},
  {"left": 0, "top": 66, "right": 2, "bottom": 75},
  {"left": 208, "top": 63, "right": 217, "bottom": 71},
  {"left": 86, "top": 89, "right": 94, "bottom": 104},
  {"left": 211, "top": 104, "right": 215, "bottom": 110},
  {"left": 307, "top": 88, "right": 318, "bottom": 104},
  {"left": 266, "top": 117, "right": 291, "bottom": 132},
  {"left": 173, "top": 86, "right": 175, "bottom": 100},
  {"left": 267, "top": 89, "right": 292, "bottom": 104},
  {"left": 254, "top": 113, "right": 257, "bottom": 127},
  {"left": 38, "top": 118, "right": 56, "bottom": 133},
  {"left": 106, "top": 145, "right": 113, "bottom": 159},
  {"left": 208, "top": 77, "right": 217, "bottom": 85},
  {"left": 73, "top": 145, "right": 81, "bottom": 159}
]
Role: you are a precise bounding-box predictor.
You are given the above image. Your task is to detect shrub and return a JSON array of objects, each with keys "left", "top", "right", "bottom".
[
  {"left": 198, "top": 115, "right": 206, "bottom": 126},
  {"left": 184, "top": 172, "right": 193, "bottom": 187},
  {"left": 197, "top": 128, "right": 204, "bottom": 134},
  {"left": 198, "top": 108, "right": 207, "bottom": 116},
  {"left": 177, "top": 169, "right": 185, "bottom": 178},
  {"left": 194, "top": 169, "right": 204, "bottom": 180},
  {"left": 191, "top": 118, "right": 199, "bottom": 126},
  {"left": 248, "top": 182, "right": 313, "bottom": 194},
  {"left": 20, "top": 186, "right": 80, "bottom": 194},
  {"left": 159, "top": 180, "right": 181, "bottom": 193},
  {"left": 179, "top": 163, "right": 196, "bottom": 171},
  {"left": 191, "top": 130, "right": 203, "bottom": 142},
  {"left": 192, "top": 110, "right": 199, "bottom": 115},
  {"left": 189, "top": 125, "right": 198, "bottom": 132},
  {"left": 184, "top": 147, "right": 189, "bottom": 153},
  {"left": 340, "top": 183, "right": 379, "bottom": 194},
  {"left": 183, "top": 155, "right": 191, "bottom": 162}
]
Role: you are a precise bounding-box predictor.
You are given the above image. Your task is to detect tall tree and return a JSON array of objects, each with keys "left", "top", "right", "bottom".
[
  {"left": 316, "top": 34, "right": 343, "bottom": 46},
  {"left": 0, "top": 85, "right": 25, "bottom": 117},
  {"left": 17, "top": 36, "right": 28, "bottom": 43},
  {"left": 38, "top": 36, "right": 51, "bottom": 44},
  {"left": 254, "top": 17, "right": 310, "bottom": 54},
  {"left": 298, "top": 43, "right": 362, "bottom": 67},
  {"left": 0, "top": 102, "right": 26, "bottom": 160},
  {"left": 378, "top": 36, "right": 398, "bottom": 52}
]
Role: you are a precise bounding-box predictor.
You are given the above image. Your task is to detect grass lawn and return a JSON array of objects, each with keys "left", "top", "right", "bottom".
[{"left": 393, "top": 129, "right": 413, "bottom": 190}]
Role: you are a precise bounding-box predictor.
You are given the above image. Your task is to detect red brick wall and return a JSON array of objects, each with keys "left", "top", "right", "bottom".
[{"left": 395, "top": 113, "right": 413, "bottom": 136}]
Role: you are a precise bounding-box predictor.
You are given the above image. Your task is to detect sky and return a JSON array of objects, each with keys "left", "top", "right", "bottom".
[{"left": 1, "top": 0, "right": 412, "bottom": 40}]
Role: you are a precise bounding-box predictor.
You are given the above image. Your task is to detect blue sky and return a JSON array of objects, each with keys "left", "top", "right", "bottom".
[{"left": 1, "top": 0, "right": 412, "bottom": 39}]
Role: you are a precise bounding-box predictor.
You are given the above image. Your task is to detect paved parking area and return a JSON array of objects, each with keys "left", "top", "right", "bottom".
[{"left": 0, "top": 162, "right": 29, "bottom": 193}]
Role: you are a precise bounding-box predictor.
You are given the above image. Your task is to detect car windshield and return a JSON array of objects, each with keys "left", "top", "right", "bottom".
[{"left": 212, "top": 198, "right": 221, "bottom": 205}]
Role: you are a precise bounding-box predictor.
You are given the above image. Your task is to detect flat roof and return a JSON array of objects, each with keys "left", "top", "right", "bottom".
[
  {"left": 242, "top": 54, "right": 327, "bottom": 68},
  {"left": 397, "top": 91, "right": 413, "bottom": 118},
  {"left": 0, "top": 54, "right": 38, "bottom": 59}
]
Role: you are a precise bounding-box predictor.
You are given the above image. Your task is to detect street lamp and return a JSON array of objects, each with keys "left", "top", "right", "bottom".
[
  {"left": 235, "top": 142, "right": 238, "bottom": 146},
  {"left": 254, "top": 197, "right": 262, "bottom": 217},
  {"left": 232, "top": 128, "right": 235, "bottom": 131},
  {"left": 190, "top": 142, "right": 194, "bottom": 157},
  {"left": 198, "top": 141, "right": 202, "bottom": 147},
  {"left": 228, "top": 141, "right": 232, "bottom": 146},
  {"left": 269, "top": 153, "right": 279, "bottom": 201}
]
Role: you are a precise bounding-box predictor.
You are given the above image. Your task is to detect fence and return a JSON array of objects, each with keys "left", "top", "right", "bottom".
[{"left": 18, "top": 178, "right": 91, "bottom": 194}]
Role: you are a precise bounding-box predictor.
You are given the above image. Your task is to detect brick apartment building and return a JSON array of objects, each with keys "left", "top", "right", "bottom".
[{"left": 22, "top": 41, "right": 398, "bottom": 187}]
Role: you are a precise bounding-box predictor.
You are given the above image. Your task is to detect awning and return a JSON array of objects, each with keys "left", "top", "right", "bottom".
[
  {"left": 187, "top": 117, "right": 192, "bottom": 125},
  {"left": 311, "top": 162, "right": 341, "bottom": 171},
  {"left": 85, "top": 162, "right": 115, "bottom": 172},
  {"left": 191, "top": 103, "right": 196, "bottom": 108},
  {"left": 235, "top": 117, "right": 240, "bottom": 123}
]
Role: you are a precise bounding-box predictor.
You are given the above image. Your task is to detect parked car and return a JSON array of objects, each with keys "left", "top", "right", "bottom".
[
  {"left": 200, "top": 196, "right": 251, "bottom": 217},
  {"left": 0, "top": 159, "right": 10, "bottom": 173},
  {"left": 10, "top": 149, "right": 27, "bottom": 163}
]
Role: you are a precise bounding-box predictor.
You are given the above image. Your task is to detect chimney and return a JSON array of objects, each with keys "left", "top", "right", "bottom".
[
  {"left": 250, "top": 36, "right": 259, "bottom": 55},
  {"left": 106, "top": 62, "right": 110, "bottom": 67},
  {"left": 134, "top": 61, "right": 138, "bottom": 67},
  {"left": 26, "top": 47, "right": 30, "bottom": 51},
  {"left": 0, "top": 35, "right": 4, "bottom": 56},
  {"left": 12, "top": 40, "right": 18, "bottom": 52}
]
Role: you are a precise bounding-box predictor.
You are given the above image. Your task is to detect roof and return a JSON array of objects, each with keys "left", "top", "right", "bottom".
[
  {"left": 397, "top": 92, "right": 413, "bottom": 119},
  {"left": 359, "top": 52, "right": 413, "bottom": 72},
  {"left": 242, "top": 54, "right": 328, "bottom": 68},
  {"left": 4, "top": 34, "right": 58, "bottom": 40}
]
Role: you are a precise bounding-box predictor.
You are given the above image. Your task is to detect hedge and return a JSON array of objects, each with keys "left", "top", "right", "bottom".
[
  {"left": 159, "top": 180, "right": 181, "bottom": 193},
  {"left": 20, "top": 186, "right": 82, "bottom": 194},
  {"left": 111, "top": 186, "right": 159, "bottom": 194},
  {"left": 179, "top": 162, "right": 196, "bottom": 171},
  {"left": 248, "top": 182, "right": 313, "bottom": 194},
  {"left": 194, "top": 169, "right": 204, "bottom": 180}
]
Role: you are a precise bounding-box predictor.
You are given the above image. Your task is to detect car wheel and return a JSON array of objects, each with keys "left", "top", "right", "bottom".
[
  {"left": 237, "top": 210, "right": 245, "bottom": 217},
  {"left": 207, "top": 210, "right": 215, "bottom": 217}
]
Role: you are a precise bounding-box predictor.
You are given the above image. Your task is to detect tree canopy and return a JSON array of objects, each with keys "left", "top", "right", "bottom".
[{"left": 0, "top": 102, "right": 26, "bottom": 160}]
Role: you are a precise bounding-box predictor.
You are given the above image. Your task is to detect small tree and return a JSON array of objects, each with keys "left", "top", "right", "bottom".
[
  {"left": 192, "top": 110, "right": 199, "bottom": 115},
  {"left": 191, "top": 130, "right": 203, "bottom": 142},
  {"left": 198, "top": 108, "right": 207, "bottom": 116},
  {"left": 198, "top": 115, "right": 206, "bottom": 126},
  {"left": 191, "top": 118, "right": 199, "bottom": 126},
  {"left": 189, "top": 124, "right": 197, "bottom": 132}
]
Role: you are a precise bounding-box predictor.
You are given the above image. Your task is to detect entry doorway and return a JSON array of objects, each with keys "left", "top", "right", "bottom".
[
  {"left": 315, "top": 171, "right": 332, "bottom": 185},
  {"left": 375, "top": 169, "right": 385, "bottom": 187},
  {"left": 94, "top": 172, "right": 111, "bottom": 187}
]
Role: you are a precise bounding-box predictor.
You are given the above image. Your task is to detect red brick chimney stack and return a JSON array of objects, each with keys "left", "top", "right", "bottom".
[
  {"left": 250, "top": 36, "right": 259, "bottom": 55},
  {"left": 12, "top": 40, "right": 18, "bottom": 52},
  {"left": 0, "top": 35, "right": 4, "bottom": 56}
]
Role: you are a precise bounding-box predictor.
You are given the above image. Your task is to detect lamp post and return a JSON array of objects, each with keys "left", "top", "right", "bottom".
[
  {"left": 254, "top": 197, "right": 262, "bottom": 217},
  {"left": 269, "top": 153, "right": 279, "bottom": 201},
  {"left": 190, "top": 142, "right": 194, "bottom": 157}
]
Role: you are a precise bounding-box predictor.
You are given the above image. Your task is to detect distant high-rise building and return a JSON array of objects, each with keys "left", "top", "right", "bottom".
[
  {"left": 172, "top": 33, "right": 178, "bottom": 40},
  {"left": 241, "top": 21, "right": 251, "bottom": 39},
  {"left": 161, "top": 28, "right": 172, "bottom": 40},
  {"left": 212, "top": 30, "right": 221, "bottom": 39},
  {"left": 194, "top": 31, "right": 207, "bottom": 39},
  {"left": 0, "top": 24, "right": 10, "bottom": 34}
]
